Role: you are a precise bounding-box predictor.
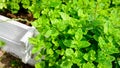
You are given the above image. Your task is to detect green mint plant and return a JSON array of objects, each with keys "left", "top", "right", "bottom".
[
  {"left": 0, "top": 0, "right": 120, "bottom": 68},
  {"left": 0, "top": 0, "right": 32, "bottom": 13},
  {"left": 0, "top": 0, "right": 7, "bottom": 9},
  {"left": 29, "top": 0, "right": 120, "bottom": 68}
]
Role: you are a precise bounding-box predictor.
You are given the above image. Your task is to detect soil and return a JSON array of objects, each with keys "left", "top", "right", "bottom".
[
  {"left": 0, "top": 9, "right": 35, "bottom": 26},
  {"left": 0, "top": 50, "right": 34, "bottom": 68},
  {"left": 0, "top": 9, "right": 35, "bottom": 68}
]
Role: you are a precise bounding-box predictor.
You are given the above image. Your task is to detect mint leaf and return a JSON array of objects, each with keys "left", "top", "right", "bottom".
[
  {"left": 0, "top": 0, "right": 7, "bottom": 9},
  {"left": 60, "top": 60, "right": 73, "bottom": 68},
  {"left": 63, "top": 40, "right": 72, "bottom": 47},
  {"left": 56, "top": 20, "right": 68, "bottom": 31},
  {"left": 49, "top": 0, "right": 61, "bottom": 8},
  {"left": 78, "top": 9, "right": 84, "bottom": 17},
  {"left": 77, "top": 41, "right": 90, "bottom": 48},
  {"left": 65, "top": 48, "right": 74, "bottom": 57},
  {"left": 96, "top": 51, "right": 115, "bottom": 66},
  {"left": 83, "top": 50, "right": 96, "bottom": 61},
  {"left": 83, "top": 62, "right": 95, "bottom": 68},
  {"left": 118, "top": 60, "right": 120, "bottom": 66},
  {"left": 35, "top": 62, "right": 45, "bottom": 68},
  {"left": 99, "top": 36, "right": 119, "bottom": 54},
  {"left": 97, "top": 62, "right": 112, "bottom": 68},
  {"left": 21, "top": 0, "right": 30, "bottom": 9},
  {"left": 75, "top": 28, "right": 83, "bottom": 40},
  {"left": 47, "top": 48, "right": 54, "bottom": 55},
  {"left": 44, "top": 30, "right": 52, "bottom": 38},
  {"left": 59, "top": 12, "right": 71, "bottom": 20}
]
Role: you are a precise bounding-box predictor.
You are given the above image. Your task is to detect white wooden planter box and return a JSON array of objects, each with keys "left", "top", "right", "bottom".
[{"left": 0, "top": 15, "right": 36, "bottom": 65}]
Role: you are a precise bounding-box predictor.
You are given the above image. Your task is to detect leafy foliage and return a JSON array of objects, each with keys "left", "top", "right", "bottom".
[
  {"left": 0, "top": 0, "right": 32, "bottom": 13},
  {"left": 0, "top": 0, "right": 120, "bottom": 68},
  {"left": 0, "top": 0, "right": 7, "bottom": 9},
  {"left": 29, "top": 0, "right": 120, "bottom": 68}
]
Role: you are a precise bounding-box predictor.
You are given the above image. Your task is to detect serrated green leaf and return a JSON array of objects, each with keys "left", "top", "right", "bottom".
[
  {"left": 118, "top": 60, "right": 120, "bottom": 66},
  {"left": 55, "top": 49, "right": 64, "bottom": 55},
  {"left": 74, "top": 50, "right": 84, "bottom": 58},
  {"left": 57, "top": 20, "right": 68, "bottom": 31},
  {"left": 32, "top": 47, "right": 40, "bottom": 54},
  {"left": 60, "top": 60, "right": 73, "bottom": 68},
  {"left": 97, "top": 62, "right": 112, "bottom": 68},
  {"left": 49, "top": 0, "right": 61, "bottom": 8},
  {"left": 45, "top": 42, "right": 52, "bottom": 49},
  {"left": 41, "top": 8, "right": 49, "bottom": 15},
  {"left": 35, "top": 62, "right": 45, "bottom": 68},
  {"left": 65, "top": 48, "right": 74, "bottom": 57},
  {"left": 83, "top": 50, "right": 96, "bottom": 61},
  {"left": 63, "top": 40, "right": 72, "bottom": 47},
  {"left": 78, "top": 9, "right": 84, "bottom": 17},
  {"left": 75, "top": 28, "right": 83, "bottom": 40},
  {"left": 44, "top": 30, "right": 52, "bottom": 38},
  {"left": 21, "top": 0, "right": 30, "bottom": 8},
  {"left": 68, "top": 29, "right": 75, "bottom": 35},
  {"left": 47, "top": 48, "right": 54, "bottom": 55},
  {"left": 83, "top": 62, "right": 95, "bottom": 68},
  {"left": 98, "top": 36, "right": 106, "bottom": 48},
  {"left": 35, "top": 54, "right": 43, "bottom": 60},
  {"left": 33, "top": 12, "right": 40, "bottom": 18},
  {"left": 77, "top": 41, "right": 90, "bottom": 48},
  {"left": 99, "top": 36, "right": 119, "bottom": 54},
  {"left": 96, "top": 51, "right": 115, "bottom": 64},
  {"left": 104, "top": 22, "right": 109, "bottom": 34},
  {"left": 83, "top": 54, "right": 89, "bottom": 61},
  {"left": 59, "top": 12, "right": 71, "bottom": 20},
  {"left": 9, "top": 2, "right": 20, "bottom": 13},
  {"left": 51, "top": 18, "right": 60, "bottom": 25},
  {"left": 0, "top": 2, "right": 7, "bottom": 9}
]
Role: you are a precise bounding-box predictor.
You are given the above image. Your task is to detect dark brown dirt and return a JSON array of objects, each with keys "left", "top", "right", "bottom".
[
  {"left": 0, "top": 51, "right": 35, "bottom": 68},
  {"left": 0, "top": 9, "right": 35, "bottom": 26}
]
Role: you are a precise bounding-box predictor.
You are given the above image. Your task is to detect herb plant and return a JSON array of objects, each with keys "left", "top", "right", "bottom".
[
  {"left": 29, "top": 0, "right": 120, "bottom": 68},
  {"left": 0, "top": 0, "right": 120, "bottom": 68},
  {"left": 0, "top": 0, "right": 32, "bottom": 13}
]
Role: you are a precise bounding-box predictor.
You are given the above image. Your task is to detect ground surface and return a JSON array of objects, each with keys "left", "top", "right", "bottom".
[
  {"left": 0, "top": 50, "right": 34, "bottom": 68},
  {"left": 0, "top": 9, "right": 34, "bottom": 26},
  {"left": 0, "top": 9, "right": 35, "bottom": 68}
]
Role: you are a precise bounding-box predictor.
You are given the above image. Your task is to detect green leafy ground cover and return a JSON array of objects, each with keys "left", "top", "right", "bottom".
[{"left": 0, "top": 0, "right": 120, "bottom": 68}]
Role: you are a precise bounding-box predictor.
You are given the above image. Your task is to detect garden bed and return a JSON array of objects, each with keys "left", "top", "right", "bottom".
[{"left": 0, "top": 0, "right": 120, "bottom": 68}]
